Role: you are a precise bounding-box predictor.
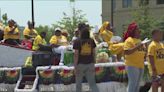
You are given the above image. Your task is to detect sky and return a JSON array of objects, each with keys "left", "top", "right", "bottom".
[{"left": 0, "top": 0, "right": 102, "bottom": 27}]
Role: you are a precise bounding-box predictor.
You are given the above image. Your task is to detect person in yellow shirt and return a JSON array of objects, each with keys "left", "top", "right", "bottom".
[
  {"left": 148, "top": 29, "right": 164, "bottom": 92},
  {"left": 4, "top": 19, "right": 20, "bottom": 45},
  {"left": 99, "top": 22, "right": 124, "bottom": 61},
  {"left": 23, "top": 21, "right": 38, "bottom": 40},
  {"left": 49, "top": 28, "right": 68, "bottom": 65},
  {"left": 124, "top": 22, "right": 147, "bottom": 92},
  {"left": 32, "top": 32, "right": 47, "bottom": 51},
  {"left": 99, "top": 21, "right": 113, "bottom": 44}
]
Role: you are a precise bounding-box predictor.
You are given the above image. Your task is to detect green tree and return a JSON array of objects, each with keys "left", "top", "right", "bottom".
[
  {"left": 35, "top": 8, "right": 88, "bottom": 42},
  {"left": 52, "top": 0, "right": 88, "bottom": 40},
  {"left": 131, "top": 2, "right": 157, "bottom": 39},
  {"left": 155, "top": 16, "right": 164, "bottom": 30},
  {"left": 35, "top": 25, "right": 54, "bottom": 42},
  {"left": 155, "top": 16, "right": 164, "bottom": 39},
  {"left": 2, "top": 13, "right": 8, "bottom": 26},
  {"left": 36, "top": 0, "right": 88, "bottom": 42},
  {"left": 70, "top": 0, "right": 75, "bottom": 2},
  {"left": 54, "top": 9, "right": 88, "bottom": 41}
]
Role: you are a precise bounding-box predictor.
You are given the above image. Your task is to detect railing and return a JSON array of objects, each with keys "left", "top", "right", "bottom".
[{"left": 35, "top": 62, "right": 150, "bottom": 92}]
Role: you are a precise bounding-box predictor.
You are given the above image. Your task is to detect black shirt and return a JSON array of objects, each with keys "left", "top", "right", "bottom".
[{"left": 73, "top": 38, "right": 96, "bottom": 64}]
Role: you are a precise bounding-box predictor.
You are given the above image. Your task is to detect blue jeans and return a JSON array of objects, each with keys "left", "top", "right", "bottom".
[{"left": 127, "top": 66, "right": 144, "bottom": 92}]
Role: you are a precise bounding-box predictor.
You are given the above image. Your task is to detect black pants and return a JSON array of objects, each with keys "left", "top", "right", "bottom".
[{"left": 4, "top": 39, "right": 20, "bottom": 45}]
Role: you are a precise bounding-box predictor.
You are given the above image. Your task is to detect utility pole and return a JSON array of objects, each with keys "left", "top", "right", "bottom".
[
  {"left": 31, "top": 0, "right": 35, "bottom": 26},
  {"left": 111, "top": 0, "right": 114, "bottom": 28}
]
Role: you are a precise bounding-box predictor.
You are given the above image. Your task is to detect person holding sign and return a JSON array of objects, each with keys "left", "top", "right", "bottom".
[{"left": 124, "top": 22, "right": 150, "bottom": 92}]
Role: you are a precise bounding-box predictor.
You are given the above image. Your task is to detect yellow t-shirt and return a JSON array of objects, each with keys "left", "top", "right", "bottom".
[
  {"left": 49, "top": 35, "right": 68, "bottom": 46},
  {"left": 148, "top": 41, "right": 164, "bottom": 75},
  {"left": 124, "top": 37, "right": 146, "bottom": 69},
  {"left": 4, "top": 26, "right": 20, "bottom": 39},
  {"left": 32, "top": 35, "right": 47, "bottom": 50},
  {"left": 23, "top": 27, "right": 38, "bottom": 38},
  {"left": 80, "top": 42, "right": 92, "bottom": 55},
  {"left": 100, "top": 30, "right": 113, "bottom": 44}
]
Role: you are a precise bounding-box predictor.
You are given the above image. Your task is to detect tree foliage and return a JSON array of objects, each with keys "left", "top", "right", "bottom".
[
  {"left": 35, "top": 8, "right": 88, "bottom": 42},
  {"left": 52, "top": 8, "right": 88, "bottom": 40},
  {"left": 129, "top": 0, "right": 164, "bottom": 40},
  {"left": 132, "top": 5, "right": 157, "bottom": 39},
  {"left": 35, "top": 25, "right": 54, "bottom": 43},
  {"left": 2, "top": 13, "right": 8, "bottom": 26}
]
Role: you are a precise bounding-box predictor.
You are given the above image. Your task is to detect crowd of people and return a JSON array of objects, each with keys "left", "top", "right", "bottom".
[{"left": 0, "top": 19, "right": 164, "bottom": 92}]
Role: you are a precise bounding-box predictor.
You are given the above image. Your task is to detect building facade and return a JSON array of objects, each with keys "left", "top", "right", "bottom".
[{"left": 102, "top": 0, "right": 164, "bottom": 35}]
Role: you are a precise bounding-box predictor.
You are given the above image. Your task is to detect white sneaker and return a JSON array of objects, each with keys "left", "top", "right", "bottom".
[{"left": 59, "top": 63, "right": 64, "bottom": 66}]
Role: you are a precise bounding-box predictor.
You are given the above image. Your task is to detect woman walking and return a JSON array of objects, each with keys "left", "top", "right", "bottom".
[
  {"left": 124, "top": 22, "right": 147, "bottom": 92},
  {"left": 73, "top": 23, "right": 99, "bottom": 92}
]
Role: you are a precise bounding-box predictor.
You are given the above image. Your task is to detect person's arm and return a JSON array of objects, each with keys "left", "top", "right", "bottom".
[
  {"left": 37, "top": 38, "right": 47, "bottom": 48},
  {"left": 31, "top": 30, "right": 38, "bottom": 36},
  {"left": 27, "top": 29, "right": 38, "bottom": 38},
  {"left": 73, "top": 40, "right": 80, "bottom": 68},
  {"left": 92, "top": 39, "right": 97, "bottom": 63},
  {"left": 74, "top": 50, "right": 79, "bottom": 68},
  {"left": 28, "top": 30, "right": 37, "bottom": 38},
  {"left": 124, "top": 43, "right": 143, "bottom": 55},
  {"left": 9, "top": 27, "right": 16, "bottom": 33},
  {"left": 24, "top": 28, "right": 37, "bottom": 39},
  {"left": 92, "top": 48, "right": 96, "bottom": 63},
  {"left": 38, "top": 42, "right": 44, "bottom": 47},
  {"left": 149, "top": 55, "right": 157, "bottom": 77},
  {"left": 8, "top": 24, "right": 18, "bottom": 34},
  {"left": 23, "top": 28, "right": 32, "bottom": 39},
  {"left": 24, "top": 35, "right": 32, "bottom": 39},
  {"left": 13, "top": 28, "right": 19, "bottom": 35},
  {"left": 8, "top": 28, "right": 16, "bottom": 34}
]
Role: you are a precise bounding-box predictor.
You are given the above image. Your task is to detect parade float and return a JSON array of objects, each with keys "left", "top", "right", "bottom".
[
  {"left": 0, "top": 43, "right": 151, "bottom": 92},
  {"left": 0, "top": 43, "right": 33, "bottom": 67}
]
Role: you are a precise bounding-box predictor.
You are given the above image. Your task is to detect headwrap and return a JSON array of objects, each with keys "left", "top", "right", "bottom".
[
  {"left": 99, "top": 21, "right": 110, "bottom": 33},
  {"left": 123, "top": 22, "right": 138, "bottom": 41}
]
